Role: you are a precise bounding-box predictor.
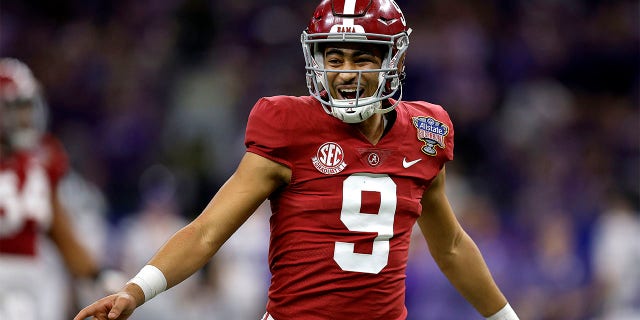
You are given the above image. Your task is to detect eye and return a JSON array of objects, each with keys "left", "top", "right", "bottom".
[
  {"left": 326, "top": 57, "right": 343, "bottom": 66},
  {"left": 355, "top": 56, "right": 378, "bottom": 67}
]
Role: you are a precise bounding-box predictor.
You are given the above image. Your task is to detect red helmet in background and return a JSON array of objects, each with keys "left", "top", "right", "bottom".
[
  {"left": 0, "top": 58, "right": 48, "bottom": 151},
  {"left": 302, "top": 0, "right": 411, "bottom": 123}
]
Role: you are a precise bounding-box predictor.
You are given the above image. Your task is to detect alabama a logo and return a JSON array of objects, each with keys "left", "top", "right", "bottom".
[
  {"left": 412, "top": 116, "right": 449, "bottom": 156},
  {"left": 312, "top": 142, "right": 347, "bottom": 174}
]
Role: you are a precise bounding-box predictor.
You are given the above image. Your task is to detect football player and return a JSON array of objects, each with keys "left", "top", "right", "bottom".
[
  {"left": 75, "top": 1, "right": 519, "bottom": 319},
  {"left": 0, "top": 58, "right": 110, "bottom": 320}
]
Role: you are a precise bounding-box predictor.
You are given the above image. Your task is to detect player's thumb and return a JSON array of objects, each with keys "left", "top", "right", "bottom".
[
  {"left": 108, "top": 305, "right": 123, "bottom": 320},
  {"left": 107, "top": 294, "right": 134, "bottom": 319}
]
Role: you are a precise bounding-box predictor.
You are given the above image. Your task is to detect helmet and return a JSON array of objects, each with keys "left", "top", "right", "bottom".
[
  {"left": 0, "top": 58, "right": 48, "bottom": 151},
  {"left": 302, "top": 0, "right": 411, "bottom": 123}
]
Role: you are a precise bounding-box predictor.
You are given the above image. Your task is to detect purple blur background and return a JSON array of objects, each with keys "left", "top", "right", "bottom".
[{"left": 1, "top": 1, "right": 638, "bottom": 319}]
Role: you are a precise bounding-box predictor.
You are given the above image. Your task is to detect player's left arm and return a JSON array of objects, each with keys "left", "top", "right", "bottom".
[
  {"left": 48, "top": 190, "right": 100, "bottom": 278},
  {"left": 417, "top": 166, "right": 515, "bottom": 318}
]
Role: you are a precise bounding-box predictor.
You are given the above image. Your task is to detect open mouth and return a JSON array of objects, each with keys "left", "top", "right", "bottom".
[{"left": 338, "top": 87, "right": 365, "bottom": 100}]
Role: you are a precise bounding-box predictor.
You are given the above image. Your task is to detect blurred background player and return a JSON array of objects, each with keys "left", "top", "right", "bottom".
[{"left": 0, "top": 57, "right": 119, "bottom": 320}]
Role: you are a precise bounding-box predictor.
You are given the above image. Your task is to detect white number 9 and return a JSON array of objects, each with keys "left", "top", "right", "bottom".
[{"left": 333, "top": 174, "right": 397, "bottom": 274}]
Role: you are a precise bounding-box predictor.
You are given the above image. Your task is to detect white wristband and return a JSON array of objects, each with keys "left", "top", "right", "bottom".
[
  {"left": 486, "top": 303, "right": 519, "bottom": 320},
  {"left": 126, "top": 265, "right": 167, "bottom": 302}
]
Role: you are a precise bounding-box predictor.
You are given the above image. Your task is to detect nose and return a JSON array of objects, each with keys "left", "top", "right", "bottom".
[{"left": 335, "top": 61, "right": 360, "bottom": 84}]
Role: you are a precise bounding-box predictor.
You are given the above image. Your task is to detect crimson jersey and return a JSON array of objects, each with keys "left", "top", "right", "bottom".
[
  {"left": 0, "top": 135, "right": 68, "bottom": 256},
  {"left": 245, "top": 96, "right": 454, "bottom": 320}
]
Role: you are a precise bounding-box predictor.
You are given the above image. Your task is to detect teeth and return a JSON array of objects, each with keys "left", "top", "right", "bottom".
[
  {"left": 338, "top": 87, "right": 365, "bottom": 100},
  {"left": 339, "top": 88, "right": 363, "bottom": 98}
]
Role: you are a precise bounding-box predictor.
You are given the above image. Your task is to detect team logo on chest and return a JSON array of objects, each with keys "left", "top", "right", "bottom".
[
  {"left": 412, "top": 116, "right": 449, "bottom": 156},
  {"left": 312, "top": 142, "right": 347, "bottom": 174},
  {"left": 356, "top": 148, "right": 393, "bottom": 167},
  {"left": 367, "top": 152, "right": 380, "bottom": 166}
]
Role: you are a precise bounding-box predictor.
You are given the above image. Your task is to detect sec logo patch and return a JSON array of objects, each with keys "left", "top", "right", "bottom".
[{"left": 312, "top": 142, "right": 347, "bottom": 174}]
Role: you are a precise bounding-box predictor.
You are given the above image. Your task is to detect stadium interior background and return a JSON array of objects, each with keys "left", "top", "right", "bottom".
[{"left": 1, "top": 1, "right": 638, "bottom": 319}]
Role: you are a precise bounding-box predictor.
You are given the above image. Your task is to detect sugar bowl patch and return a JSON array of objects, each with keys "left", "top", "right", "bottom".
[
  {"left": 312, "top": 142, "right": 347, "bottom": 174},
  {"left": 412, "top": 116, "right": 449, "bottom": 156}
]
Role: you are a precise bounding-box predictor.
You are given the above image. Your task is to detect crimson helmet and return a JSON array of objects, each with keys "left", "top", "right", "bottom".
[
  {"left": 302, "top": 0, "right": 411, "bottom": 123},
  {"left": 0, "top": 58, "right": 48, "bottom": 151}
]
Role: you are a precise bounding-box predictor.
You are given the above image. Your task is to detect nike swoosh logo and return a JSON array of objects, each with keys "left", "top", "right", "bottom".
[{"left": 402, "top": 157, "right": 422, "bottom": 168}]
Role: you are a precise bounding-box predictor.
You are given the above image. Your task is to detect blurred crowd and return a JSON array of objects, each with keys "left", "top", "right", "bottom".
[{"left": 1, "top": 0, "right": 638, "bottom": 319}]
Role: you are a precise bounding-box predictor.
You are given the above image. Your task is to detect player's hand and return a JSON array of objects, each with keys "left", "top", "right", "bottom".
[{"left": 73, "top": 292, "right": 137, "bottom": 320}]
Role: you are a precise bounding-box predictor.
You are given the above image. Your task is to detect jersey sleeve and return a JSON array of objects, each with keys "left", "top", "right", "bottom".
[
  {"left": 410, "top": 101, "right": 455, "bottom": 165},
  {"left": 439, "top": 106, "right": 455, "bottom": 163},
  {"left": 244, "top": 97, "right": 293, "bottom": 168}
]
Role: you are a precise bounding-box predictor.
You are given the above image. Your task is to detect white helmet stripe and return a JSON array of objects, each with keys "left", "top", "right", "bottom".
[{"left": 343, "top": 0, "right": 356, "bottom": 26}]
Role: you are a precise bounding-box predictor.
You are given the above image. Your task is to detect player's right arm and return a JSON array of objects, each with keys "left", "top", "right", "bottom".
[{"left": 74, "top": 152, "right": 290, "bottom": 320}]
